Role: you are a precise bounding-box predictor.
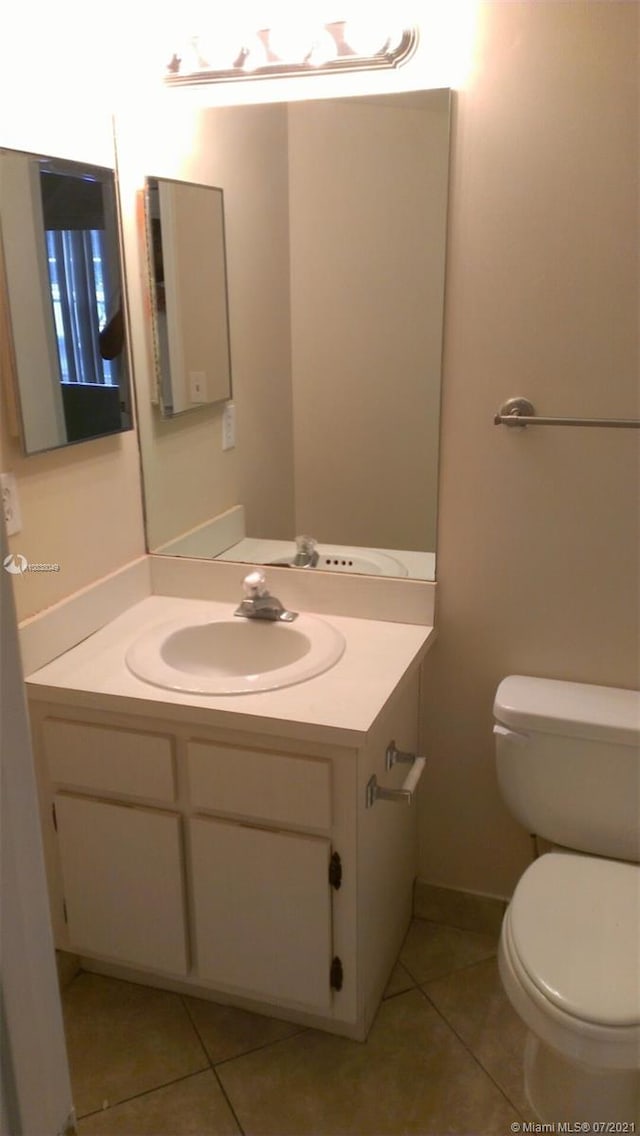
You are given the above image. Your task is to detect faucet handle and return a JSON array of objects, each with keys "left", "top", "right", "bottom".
[
  {"left": 242, "top": 570, "right": 268, "bottom": 598},
  {"left": 293, "top": 534, "right": 319, "bottom": 568},
  {"left": 296, "top": 534, "right": 317, "bottom": 555}
]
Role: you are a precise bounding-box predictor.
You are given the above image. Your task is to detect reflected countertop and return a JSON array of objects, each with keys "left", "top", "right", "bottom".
[{"left": 216, "top": 538, "right": 435, "bottom": 581}]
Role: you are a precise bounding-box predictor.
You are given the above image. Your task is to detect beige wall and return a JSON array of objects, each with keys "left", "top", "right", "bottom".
[
  {"left": 288, "top": 93, "right": 449, "bottom": 551},
  {"left": 419, "top": 1, "right": 639, "bottom": 898},
  {"left": 116, "top": 103, "right": 295, "bottom": 550},
  {"left": 0, "top": 109, "right": 145, "bottom": 622}
]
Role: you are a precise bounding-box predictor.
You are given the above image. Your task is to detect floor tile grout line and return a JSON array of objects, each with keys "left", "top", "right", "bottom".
[
  {"left": 415, "top": 983, "right": 528, "bottom": 1121},
  {"left": 180, "top": 994, "right": 219, "bottom": 1068},
  {"left": 399, "top": 948, "right": 498, "bottom": 989},
  {"left": 382, "top": 981, "right": 418, "bottom": 1001},
  {"left": 212, "top": 1066, "right": 246, "bottom": 1136},
  {"left": 411, "top": 913, "right": 505, "bottom": 939},
  {"left": 179, "top": 992, "right": 248, "bottom": 1133},
  {"left": 407, "top": 917, "right": 502, "bottom": 944},
  {"left": 63, "top": 975, "right": 210, "bottom": 1124},
  {"left": 212, "top": 1025, "right": 311, "bottom": 1071},
  {"left": 179, "top": 992, "right": 315, "bottom": 1130},
  {"left": 179, "top": 992, "right": 312, "bottom": 1069},
  {"left": 75, "top": 1065, "right": 213, "bottom": 1122}
]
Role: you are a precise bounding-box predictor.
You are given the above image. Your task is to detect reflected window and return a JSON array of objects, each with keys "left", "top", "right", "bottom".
[
  {"left": 46, "top": 228, "right": 117, "bottom": 385},
  {"left": 0, "top": 149, "right": 132, "bottom": 454},
  {"left": 41, "top": 168, "right": 123, "bottom": 388}
]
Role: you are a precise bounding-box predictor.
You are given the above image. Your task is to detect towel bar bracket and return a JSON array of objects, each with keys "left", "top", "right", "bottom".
[{"left": 494, "top": 397, "right": 535, "bottom": 425}]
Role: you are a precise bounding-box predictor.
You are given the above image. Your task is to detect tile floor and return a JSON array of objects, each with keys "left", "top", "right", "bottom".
[{"left": 64, "top": 918, "right": 537, "bottom": 1135}]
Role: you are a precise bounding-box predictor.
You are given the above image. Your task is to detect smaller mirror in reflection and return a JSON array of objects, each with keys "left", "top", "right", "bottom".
[
  {"left": 144, "top": 177, "right": 232, "bottom": 417},
  {"left": 0, "top": 151, "right": 132, "bottom": 454}
]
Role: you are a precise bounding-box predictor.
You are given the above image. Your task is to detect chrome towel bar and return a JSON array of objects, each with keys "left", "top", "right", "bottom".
[
  {"left": 494, "top": 397, "right": 640, "bottom": 429},
  {"left": 365, "top": 741, "right": 427, "bottom": 808}
]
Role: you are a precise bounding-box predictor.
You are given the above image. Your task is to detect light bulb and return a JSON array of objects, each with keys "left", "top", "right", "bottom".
[
  {"left": 237, "top": 34, "right": 268, "bottom": 71},
  {"left": 268, "top": 22, "right": 321, "bottom": 64},
  {"left": 195, "top": 27, "right": 246, "bottom": 71},
  {"left": 343, "top": 17, "right": 398, "bottom": 57},
  {"left": 172, "top": 36, "right": 202, "bottom": 75},
  {"left": 308, "top": 28, "right": 339, "bottom": 67}
]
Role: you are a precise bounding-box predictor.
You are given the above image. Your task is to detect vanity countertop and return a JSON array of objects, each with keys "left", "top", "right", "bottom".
[{"left": 25, "top": 595, "right": 434, "bottom": 746}]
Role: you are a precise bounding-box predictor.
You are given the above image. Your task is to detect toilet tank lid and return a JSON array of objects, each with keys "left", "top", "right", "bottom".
[{"left": 494, "top": 676, "right": 640, "bottom": 745}]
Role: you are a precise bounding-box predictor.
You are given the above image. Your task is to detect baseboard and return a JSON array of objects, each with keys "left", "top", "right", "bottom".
[
  {"left": 56, "top": 950, "right": 81, "bottom": 990},
  {"left": 413, "top": 879, "right": 507, "bottom": 937}
]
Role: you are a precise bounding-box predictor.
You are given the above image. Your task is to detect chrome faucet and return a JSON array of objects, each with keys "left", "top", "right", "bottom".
[
  {"left": 292, "top": 535, "right": 319, "bottom": 568},
  {"left": 234, "top": 570, "right": 298, "bottom": 622}
]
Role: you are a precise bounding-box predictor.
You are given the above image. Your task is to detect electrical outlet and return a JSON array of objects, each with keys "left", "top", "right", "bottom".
[
  {"left": 222, "top": 402, "right": 236, "bottom": 451},
  {"left": 189, "top": 371, "right": 207, "bottom": 403},
  {"left": 1, "top": 472, "right": 22, "bottom": 536}
]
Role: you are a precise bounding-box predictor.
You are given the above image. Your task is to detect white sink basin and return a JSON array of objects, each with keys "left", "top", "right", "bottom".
[{"left": 125, "top": 613, "right": 345, "bottom": 695}]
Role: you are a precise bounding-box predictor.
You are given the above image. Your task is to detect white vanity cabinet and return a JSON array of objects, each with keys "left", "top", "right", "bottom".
[{"left": 29, "top": 668, "right": 422, "bottom": 1040}]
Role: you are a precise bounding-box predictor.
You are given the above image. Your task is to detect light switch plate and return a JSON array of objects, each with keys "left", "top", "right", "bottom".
[
  {"left": 189, "top": 371, "right": 207, "bottom": 403},
  {"left": 222, "top": 402, "right": 236, "bottom": 450},
  {"left": 1, "top": 472, "right": 22, "bottom": 536}
]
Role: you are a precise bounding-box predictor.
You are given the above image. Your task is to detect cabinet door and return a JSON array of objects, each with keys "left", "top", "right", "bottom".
[
  {"left": 190, "top": 817, "right": 333, "bottom": 1010},
  {"left": 54, "top": 794, "right": 188, "bottom": 975}
]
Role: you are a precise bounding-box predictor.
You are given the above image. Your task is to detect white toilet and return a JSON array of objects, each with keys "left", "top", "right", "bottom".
[{"left": 493, "top": 675, "right": 640, "bottom": 1122}]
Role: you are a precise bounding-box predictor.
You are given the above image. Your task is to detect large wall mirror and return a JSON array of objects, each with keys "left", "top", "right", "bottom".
[
  {"left": 0, "top": 150, "right": 132, "bottom": 454},
  {"left": 116, "top": 89, "right": 450, "bottom": 580},
  {"left": 145, "top": 177, "right": 232, "bottom": 417}
]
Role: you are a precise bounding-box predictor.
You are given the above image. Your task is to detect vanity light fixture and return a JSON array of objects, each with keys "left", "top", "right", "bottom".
[{"left": 164, "top": 19, "right": 418, "bottom": 86}]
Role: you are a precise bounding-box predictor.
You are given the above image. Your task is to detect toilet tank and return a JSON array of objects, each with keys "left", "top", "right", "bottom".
[{"left": 493, "top": 676, "right": 640, "bottom": 862}]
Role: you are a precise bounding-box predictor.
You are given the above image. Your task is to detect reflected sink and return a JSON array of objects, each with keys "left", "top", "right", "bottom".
[
  {"left": 125, "top": 613, "right": 345, "bottom": 695},
  {"left": 268, "top": 549, "right": 408, "bottom": 577}
]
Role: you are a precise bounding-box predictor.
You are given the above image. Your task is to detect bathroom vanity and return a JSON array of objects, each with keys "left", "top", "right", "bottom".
[{"left": 26, "top": 591, "right": 433, "bottom": 1040}]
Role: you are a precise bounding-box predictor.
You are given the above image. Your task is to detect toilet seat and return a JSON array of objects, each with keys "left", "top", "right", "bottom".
[{"left": 500, "top": 853, "right": 640, "bottom": 1071}]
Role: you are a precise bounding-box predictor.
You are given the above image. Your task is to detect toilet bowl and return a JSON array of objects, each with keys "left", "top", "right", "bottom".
[
  {"left": 499, "top": 851, "right": 640, "bottom": 1120},
  {"left": 493, "top": 676, "right": 640, "bottom": 1122}
]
